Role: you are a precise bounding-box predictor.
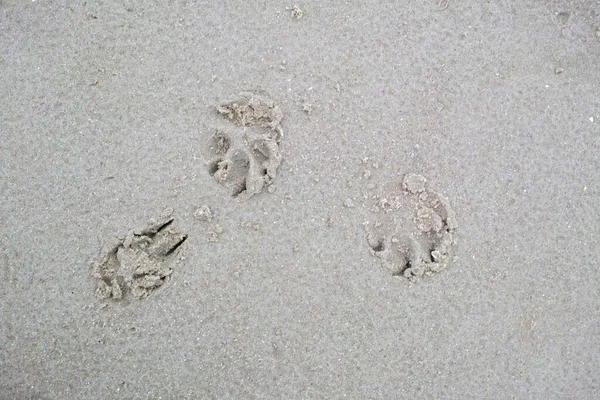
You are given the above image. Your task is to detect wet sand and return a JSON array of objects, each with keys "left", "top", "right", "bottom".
[{"left": 1, "top": 1, "right": 599, "bottom": 398}]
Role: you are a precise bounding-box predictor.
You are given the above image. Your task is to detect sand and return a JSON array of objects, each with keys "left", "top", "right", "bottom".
[{"left": 1, "top": 1, "right": 599, "bottom": 399}]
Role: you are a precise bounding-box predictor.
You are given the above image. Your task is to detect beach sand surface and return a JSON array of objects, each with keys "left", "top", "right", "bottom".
[{"left": 1, "top": 1, "right": 599, "bottom": 398}]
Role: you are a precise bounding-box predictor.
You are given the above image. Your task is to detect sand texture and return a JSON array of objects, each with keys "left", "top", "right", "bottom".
[{"left": 1, "top": 1, "right": 599, "bottom": 399}]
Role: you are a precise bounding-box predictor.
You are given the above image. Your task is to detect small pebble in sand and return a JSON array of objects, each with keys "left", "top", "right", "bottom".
[
  {"left": 193, "top": 205, "right": 213, "bottom": 222},
  {"left": 302, "top": 102, "right": 312, "bottom": 114},
  {"left": 208, "top": 225, "right": 223, "bottom": 243}
]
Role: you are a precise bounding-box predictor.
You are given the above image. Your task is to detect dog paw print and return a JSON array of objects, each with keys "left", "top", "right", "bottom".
[
  {"left": 92, "top": 208, "right": 187, "bottom": 302},
  {"left": 364, "top": 173, "right": 457, "bottom": 279},
  {"left": 205, "top": 92, "right": 283, "bottom": 200}
]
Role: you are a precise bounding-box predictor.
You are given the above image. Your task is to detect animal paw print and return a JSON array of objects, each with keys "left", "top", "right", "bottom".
[
  {"left": 93, "top": 208, "right": 187, "bottom": 302},
  {"left": 365, "top": 173, "right": 457, "bottom": 279},
  {"left": 205, "top": 92, "right": 283, "bottom": 200}
]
